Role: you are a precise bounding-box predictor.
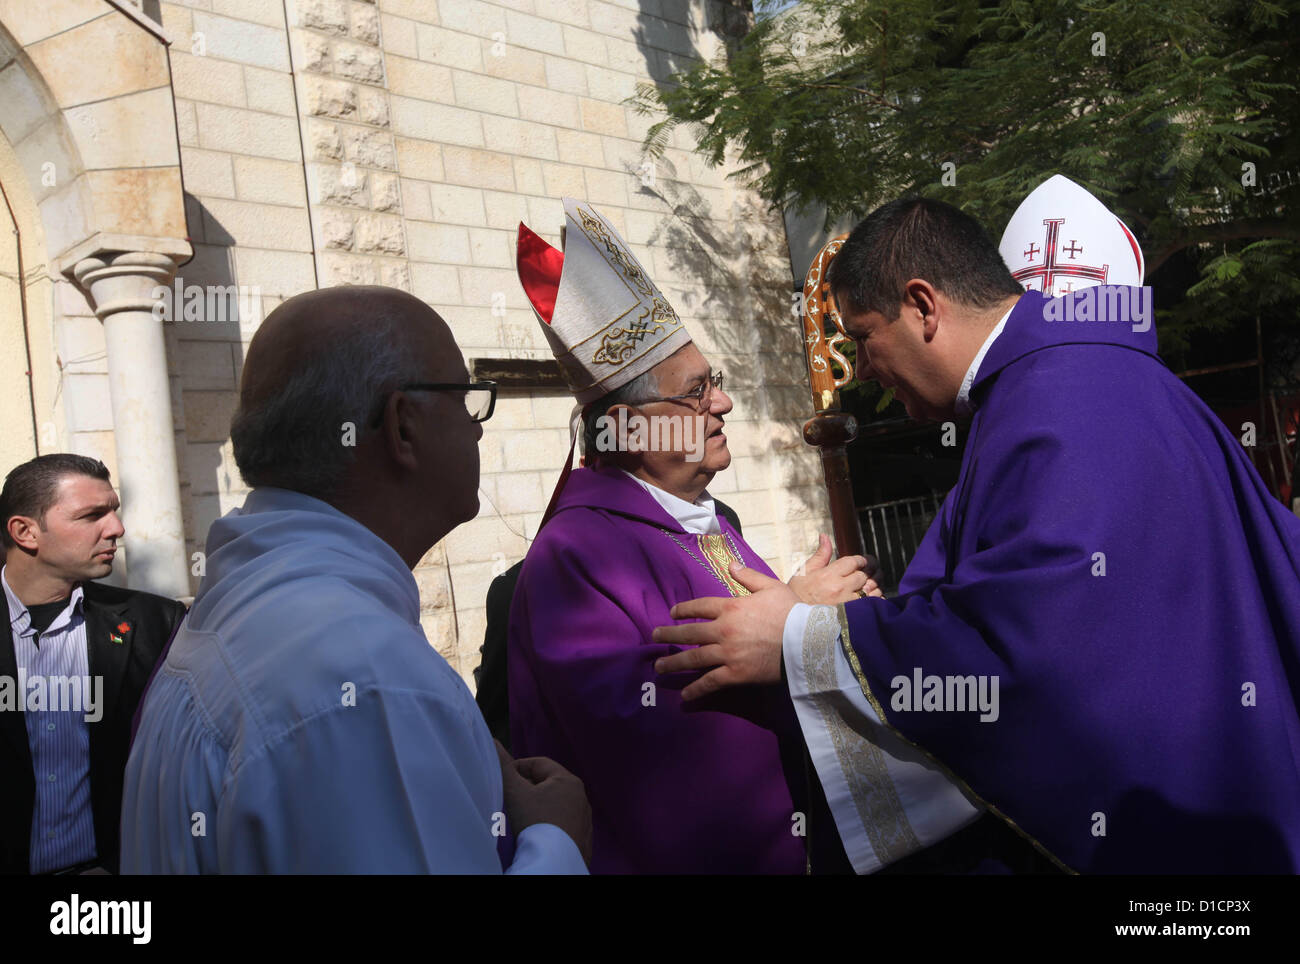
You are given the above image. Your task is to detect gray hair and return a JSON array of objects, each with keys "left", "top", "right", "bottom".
[
  {"left": 230, "top": 318, "right": 426, "bottom": 500},
  {"left": 581, "top": 367, "right": 660, "bottom": 464}
]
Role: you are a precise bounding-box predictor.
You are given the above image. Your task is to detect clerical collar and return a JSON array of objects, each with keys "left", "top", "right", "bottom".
[
  {"left": 954, "top": 304, "right": 1014, "bottom": 416},
  {"left": 620, "top": 471, "right": 721, "bottom": 535}
]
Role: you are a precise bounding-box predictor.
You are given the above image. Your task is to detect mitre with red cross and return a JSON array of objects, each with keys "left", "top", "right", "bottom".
[
  {"left": 516, "top": 197, "right": 692, "bottom": 404},
  {"left": 999, "top": 174, "right": 1145, "bottom": 297}
]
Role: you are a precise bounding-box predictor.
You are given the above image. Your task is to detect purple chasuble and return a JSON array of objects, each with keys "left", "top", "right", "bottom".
[
  {"left": 508, "top": 465, "right": 807, "bottom": 874},
  {"left": 841, "top": 288, "right": 1300, "bottom": 873}
]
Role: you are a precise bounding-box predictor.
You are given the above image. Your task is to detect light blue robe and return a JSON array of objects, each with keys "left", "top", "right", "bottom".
[{"left": 121, "top": 487, "right": 585, "bottom": 874}]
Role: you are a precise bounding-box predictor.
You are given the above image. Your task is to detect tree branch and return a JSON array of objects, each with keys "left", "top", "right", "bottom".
[
  {"left": 796, "top": 82, "right": 904, "bottom": 110},
  {"left": 1147, "top": 218, "right": 1300, "bottom": 274}
]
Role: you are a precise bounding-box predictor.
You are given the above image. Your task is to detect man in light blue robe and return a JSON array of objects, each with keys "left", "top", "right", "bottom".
[{"left": 121, "top": 286, "right": 590, "bottom": 873}]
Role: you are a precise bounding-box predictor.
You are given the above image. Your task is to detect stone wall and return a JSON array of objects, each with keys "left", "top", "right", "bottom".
[{"left": 142, "top": 0, "right": 831, "bottom": 688}]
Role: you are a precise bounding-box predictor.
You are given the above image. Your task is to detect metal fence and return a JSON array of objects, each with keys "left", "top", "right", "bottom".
[{"left": 860, "top": 491, "right": 947, "bottom": 594}]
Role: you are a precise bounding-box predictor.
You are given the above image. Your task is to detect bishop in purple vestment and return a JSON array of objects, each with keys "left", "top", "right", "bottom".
[
  {"left": 509, "top": 464, "right": 811, "bottom": 874},
  {"left": 655, "top": 193, "right": 1300, "bottom": 874},
  {"left": 507, "top": 198, "right": 877, "bottom": 873}
]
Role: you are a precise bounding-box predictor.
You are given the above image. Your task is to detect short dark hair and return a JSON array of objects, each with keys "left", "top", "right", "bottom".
[
  {"left": 0, "top": 454, "right": 111, "bottom": 549},
  {"left": 828, "top": 197, "right": 1023, "bottom": 321}
]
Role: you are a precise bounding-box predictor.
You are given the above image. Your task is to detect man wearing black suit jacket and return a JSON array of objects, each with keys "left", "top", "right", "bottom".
[{"left": 0, "top": 454, "right": 186, "bottom": 874}]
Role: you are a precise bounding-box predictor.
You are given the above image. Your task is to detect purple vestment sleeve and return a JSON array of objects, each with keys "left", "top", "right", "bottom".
[{"left": 841, "top": 290, "right": 1300, "bottom": 873}]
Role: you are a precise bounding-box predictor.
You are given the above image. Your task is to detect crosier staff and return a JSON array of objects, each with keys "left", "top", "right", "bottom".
[{"left": 800, "top": 235, "right": 869, "bottom": 562}]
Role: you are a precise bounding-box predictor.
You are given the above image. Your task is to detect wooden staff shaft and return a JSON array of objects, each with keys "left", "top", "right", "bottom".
[{"left": 803, "top": 409, "right": 866, "bottom": 559}]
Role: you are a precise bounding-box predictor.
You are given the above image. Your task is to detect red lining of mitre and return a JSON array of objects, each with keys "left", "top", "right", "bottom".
[
  {"left": 1116, "top": 217, "right": 1144, "bottom": 280},
  {"left": 517, "top": 222, "right": 564, "bottom": 324}
]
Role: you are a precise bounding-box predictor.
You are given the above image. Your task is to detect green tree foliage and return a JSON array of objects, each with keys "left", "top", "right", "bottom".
[{"left": 633, "top": 0, "right": 1299, "bottom": 378}]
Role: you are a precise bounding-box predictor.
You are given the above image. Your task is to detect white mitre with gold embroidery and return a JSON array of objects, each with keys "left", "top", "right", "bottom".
[
  {"left": 999, "top": 174, "right": 1145, "bottom": 297},
  {"left": 516, "top": 197, "right": 691, "bottom": 404}
]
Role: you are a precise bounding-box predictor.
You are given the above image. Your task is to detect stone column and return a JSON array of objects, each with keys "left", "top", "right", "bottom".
[{"left": 72, "top": 251, "right": 189, "bottom": 598}]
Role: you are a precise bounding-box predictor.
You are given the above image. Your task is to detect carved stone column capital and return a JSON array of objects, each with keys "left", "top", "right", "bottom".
[{"left": 71, "top": 250, "right": 181, "bottom": 319}]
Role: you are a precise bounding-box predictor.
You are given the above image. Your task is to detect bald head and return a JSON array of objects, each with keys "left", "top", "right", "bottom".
[
  {"left": 231, "top": 285, "right": 463, "bottom": 502},
  {"left": 241, "top": 286, "right": 453, "bottom": 411}
]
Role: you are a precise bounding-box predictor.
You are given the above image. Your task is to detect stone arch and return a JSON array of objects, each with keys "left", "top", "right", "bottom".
[{"left": 0, "top": 0, "right": 192, "bottom": 596}]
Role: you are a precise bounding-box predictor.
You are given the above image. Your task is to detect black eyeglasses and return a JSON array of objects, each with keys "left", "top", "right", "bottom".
[
  {"left": 634, "top": 370, "right": 724, "bottom": 413},
  {"left": 369, "top": 381, "right": 498, "bottom": 427}
]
